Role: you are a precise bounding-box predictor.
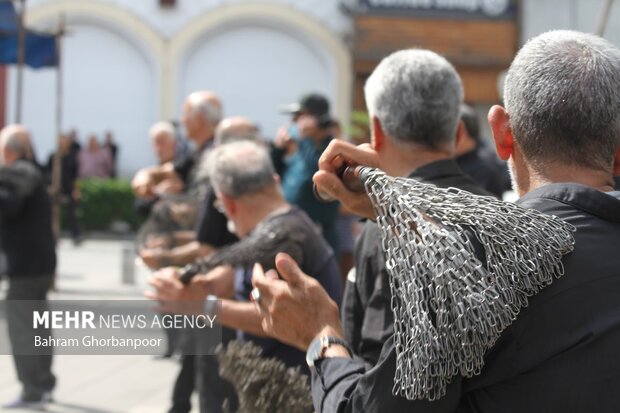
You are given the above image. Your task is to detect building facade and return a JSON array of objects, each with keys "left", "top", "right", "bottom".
[
  {"left": 4, "top": 0, "right": 353, "bottom": 176},
  {"left": 4, "top": 0, "right": 620, "bottom": 176}
]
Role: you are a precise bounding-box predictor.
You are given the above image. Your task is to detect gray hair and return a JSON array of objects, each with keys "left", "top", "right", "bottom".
[
  {"left": 504, "top": 30, "right": 620, "bottom": 171},
  {"left": 214, "top": 118, "right": 261, "bottom": 146},
  {"left": 0, "top": 124, "right": 28, "bottom": 156},
  {"left": 189, "top": 93, "right": 223, "bottom": 126},
  {"left": 207, "top": 140, "right": 276, "bottom": 198},
  {"left": 149, "top": 121, "right": 175, "bottom": 139},
  {"left": 364, "top": 49, "right": 463, "bottom": 150}
]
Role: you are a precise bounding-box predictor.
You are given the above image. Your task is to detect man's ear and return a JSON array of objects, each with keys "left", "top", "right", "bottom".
[
  {"left": 371, "top": 116, "right": 385, "bottom": 152},
  {"left": 488, "top": 105, "right": 514, "bottom": 161},
  {"left": 613, "top": 146, "right": 620, "bottom": 177},
  {"left": 454, "top": 120, "right": 466, "bottom": 150},
  {"left": 221, "top": 193, "right": 236, "bottom": 216}
]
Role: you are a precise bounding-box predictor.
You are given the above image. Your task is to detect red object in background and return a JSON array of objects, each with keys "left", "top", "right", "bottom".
[
  {"left": 0, "top": 66, "right": 6, "bottom": 128},
  {"left": 159, "top": 0, "right": 176, "bottom": 7}
]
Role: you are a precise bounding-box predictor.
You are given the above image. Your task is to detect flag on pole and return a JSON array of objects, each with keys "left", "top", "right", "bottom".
[{"left": 0, "top": 1, "right": 58, "bottom": 68}]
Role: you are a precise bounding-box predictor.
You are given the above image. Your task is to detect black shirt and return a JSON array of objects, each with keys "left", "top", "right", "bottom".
[
  {"left": 0, "top": 160, "right": 56, "bottom": 276},
  {"left": 234, "top": 207, "right": 342, "bottom": 371},
  {"left": 456, "top": 144, "right": 511, "bottom": 198},
  {"left": 341, "top": 159, "right": 493, "bottom": 366},
  {"left": 197, "top": 206, "right": 342, "bottom": 371},
  {"left": 195, "top": 188, "right": 238, "bottom": 247},
  {"left": 46, "top": 152, "right": 78, "bottom": 195},
  {"left": 313, "top": 183, "right": 620, "bottom": 412},
  {"left": 173, "top": 140, "right": 212, "bottom": 187}
]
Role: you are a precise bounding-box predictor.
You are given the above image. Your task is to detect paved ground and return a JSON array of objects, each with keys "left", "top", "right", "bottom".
[{"left": 0, "top": 238, "right": 199, "bottom": 413}]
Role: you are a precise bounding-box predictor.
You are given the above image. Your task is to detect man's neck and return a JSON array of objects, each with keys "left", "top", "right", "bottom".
[
  {"left": 525, "top": 163, "right": 616, "bottom": 194},
  {"left": 191, "top": 132, "right": 213, "bottom": 148},
  {"left": 381, "top": 143, "right": 453, "bottom": 177},
  {"left": 238, "top": 192, "right": 289, "bottom": 236}
]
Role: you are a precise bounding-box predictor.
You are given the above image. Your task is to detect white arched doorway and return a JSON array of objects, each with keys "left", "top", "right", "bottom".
[
  {"left": 7, "top": 1, "right": 164, "bottom": 176},
  {"left": 170, "top": 3, "right": 352, "bottom": 139}
]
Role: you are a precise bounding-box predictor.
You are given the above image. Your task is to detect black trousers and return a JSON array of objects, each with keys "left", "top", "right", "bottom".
[
  {"left": 169, "top": 327, "right": 237, "bottom": 413},
  {"left": 63, "top": 195, "right": 81, "bottom": 240},
  {"left": 6, "top": 275, "right": 56, "bottom": 399}
]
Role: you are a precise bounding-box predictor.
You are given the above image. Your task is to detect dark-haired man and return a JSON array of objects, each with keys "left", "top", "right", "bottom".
[{"left": 273, "top": 93, "right": 340, "bottom": 255}]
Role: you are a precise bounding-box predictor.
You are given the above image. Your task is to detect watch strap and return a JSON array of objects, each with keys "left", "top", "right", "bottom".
[{"left": 306, "top": 335, "right": 352, "bottom": 368}]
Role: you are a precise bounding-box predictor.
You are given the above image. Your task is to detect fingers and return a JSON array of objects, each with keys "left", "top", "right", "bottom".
[
  {"left": 251, "top": 262, "right": 267, "bottom": 288},
  {"left": 144, "top": 290, "right": 158, "bottom": 300},
  {"left": 313, "top": 170, "right": 376, "bottom": 220},
  {"left": 147, "top": 268, "right": 183, "bottom": 301},
  {"left": 318, "top": 140, "right": 380, "bottom": 174},
  {"left": 274, "top": 253, "right": 305, "bottom": 286}
]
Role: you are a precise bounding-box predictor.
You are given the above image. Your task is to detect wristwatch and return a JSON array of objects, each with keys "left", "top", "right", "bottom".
[
  {"left": 306, "top": 335, "right": 352, "bottom": 368},
  {"left": 204, "top": 295, "right": 218, "bottom": 318}
]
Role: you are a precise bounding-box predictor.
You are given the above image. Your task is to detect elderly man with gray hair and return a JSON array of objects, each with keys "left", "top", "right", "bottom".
[
  {"left": 139, "top": 116, "right": 260, "bottom": 269},
  {"left": 148, "top": 139, "right": 342, "bottom": 411},
  {"left": 0, "top": 125, "right": 56, "bottom": 409},
  {"left": 149, "top": 121, "right": 187, "bottom": 165},
  {"left": 148, "top": 139, "right": 342, "bottom": 370},
  {"left": 251, "top": 30, "right": 620, "bottom": 412},
  {"left": 133, "top": 90, "right": 222, "bottom": 200},
  {"left": 337, "top": 49, "right": 491, "bottom": 368}
]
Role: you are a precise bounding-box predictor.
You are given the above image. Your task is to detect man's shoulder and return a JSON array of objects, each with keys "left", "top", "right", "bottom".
[
  {"left": 412, "top": 158, "right": 494, "bottom": 197},
  {"left": 426, "top": 171, "right": 494, "bottom": 197},
  {"left": 264, "top": 207, "right": 324, "bottom": 245},
  {"left": 0, "top": 160, "right": 43, "bottom": 186}
]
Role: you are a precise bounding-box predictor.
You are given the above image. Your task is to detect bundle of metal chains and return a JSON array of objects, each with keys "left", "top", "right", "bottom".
[{"left": 358, "top": 167, "right": 576, "bottom": 401}]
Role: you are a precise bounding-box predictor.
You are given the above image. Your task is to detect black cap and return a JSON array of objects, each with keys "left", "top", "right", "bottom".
[{"left": 280, "top": 93, "right": 332, "bottom": 126}]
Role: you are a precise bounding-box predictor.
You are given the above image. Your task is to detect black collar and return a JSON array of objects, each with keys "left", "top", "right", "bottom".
[
  {"left": 517, "top": 183, "right": 620, "bottom": 223},
  {"left": 408, "top": 158, "right": 464, "bottom": 181}
]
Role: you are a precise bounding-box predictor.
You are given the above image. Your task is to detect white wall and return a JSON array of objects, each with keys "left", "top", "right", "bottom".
[
  {"left": 522, "top": 0, "right": 620, "bottom": 47},
  {"left": 22, "top": 0, "right": 352, "bottom": 41},
  {"left": 179, "top": 22, "right": 335, "bottom": 139},
  {"left": 5, "top": 0, "right": 352, "bottom": 177},
  {"left": 7, "top": 22, "right": 158, "bottom": 176}
]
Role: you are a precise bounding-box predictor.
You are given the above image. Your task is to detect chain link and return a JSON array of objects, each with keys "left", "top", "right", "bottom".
[{"left": 360, "top": 168, "right": 576, "bottom": 401}]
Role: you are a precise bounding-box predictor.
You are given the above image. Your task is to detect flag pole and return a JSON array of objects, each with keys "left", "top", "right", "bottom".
[
  {"left": 15, "top": 0, "right": 26, "bottom": 123},
  {"left": 51, "top": 13, "right": 64, "bottom": 240},
  {"left": 595, "top": 0, "right": 615, "bottom": 36}
]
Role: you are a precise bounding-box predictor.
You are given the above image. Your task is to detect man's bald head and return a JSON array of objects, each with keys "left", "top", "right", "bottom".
[
  {"left": 182, "top": 91, "right": 223, "bottom": 145},
  {"left": 214, "top": 116, "right": 260, "bottom": 146},
  {"left": 0, "top": 124, "right": 30, "bottom": 165}
]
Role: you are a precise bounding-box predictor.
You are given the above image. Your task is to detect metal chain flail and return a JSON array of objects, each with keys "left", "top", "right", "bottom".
[{"left": 359, "top": 168, "right": 576, "bottom": 401}]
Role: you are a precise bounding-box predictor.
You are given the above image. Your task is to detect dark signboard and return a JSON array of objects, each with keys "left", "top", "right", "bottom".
[{"left": 348, "top": 0, "right": 517, "bottom": 20}]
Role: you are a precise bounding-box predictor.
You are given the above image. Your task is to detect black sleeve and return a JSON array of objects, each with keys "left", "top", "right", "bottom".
[
  {"left": 270, "top": 144, "right": 287, "bottom": 177},
  {"left": 341, "top": 277, "right": 362, "bottom": 353},
  {"left": 0, "top": 164, "right": 40, "bottom": 218},
  {"left": 195, "top": 215, "right": 299, "bottom": 273},
  {"left": 134, "top": 197, "right": 157, "bottom": 217},
  {"left": 0, "top": 183, "right": 21, "bottom": 218},
  {"left": 0, "top": 180, "right": 23, "bottom": 219},
  {"left": 342, "top": 223, "right": 394, "bottom": 366},
  {"left": 173, "top": 155, "right": 194, "bottom": 185},
  {"left": 195, "top": 189, "right": 238, "bottom": 248},
  {"left": 311, "top": 335, "right": 462, "bottom": 413},
  {"left": 357, "top": 248, "right": 393, "bottom": 365}
]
